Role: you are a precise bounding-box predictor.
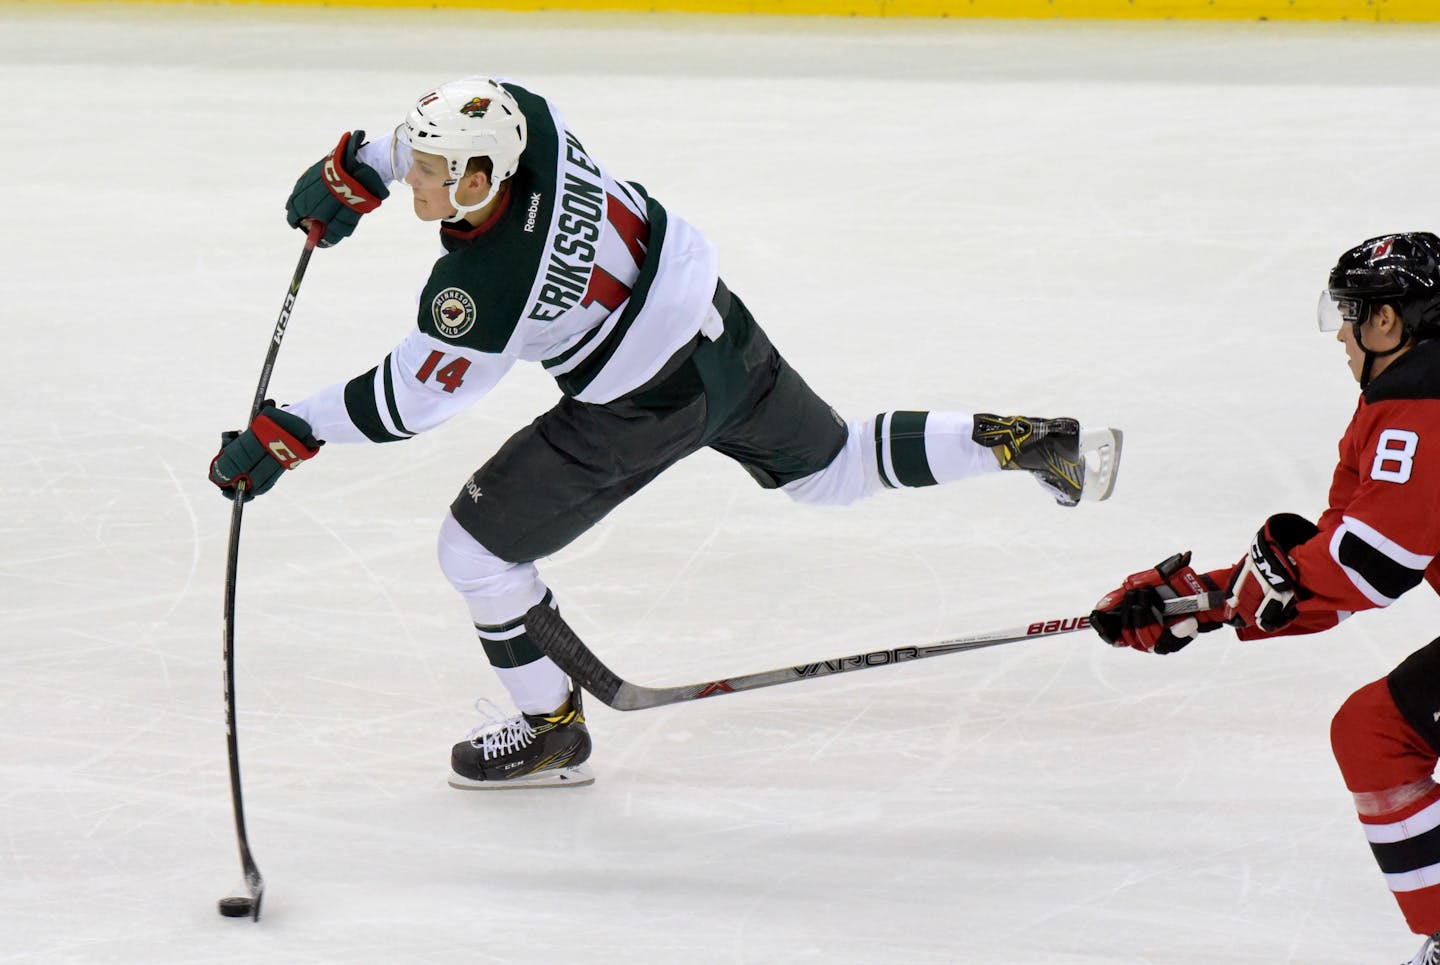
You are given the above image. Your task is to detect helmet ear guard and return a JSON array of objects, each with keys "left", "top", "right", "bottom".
[{"left": 402, "top": 77, "right": 528, "bottom": 220}]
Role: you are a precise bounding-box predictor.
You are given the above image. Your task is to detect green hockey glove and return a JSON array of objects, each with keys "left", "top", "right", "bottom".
[
  {"left": 285, "top": 130, "right": 389, "bottom": 247},
  {"left": 209, "top": 404, "right": 322, "bottom": 501}
]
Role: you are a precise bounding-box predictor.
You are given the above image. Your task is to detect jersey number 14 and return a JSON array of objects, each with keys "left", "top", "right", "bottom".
[{"left": 415, "top": 350, "right": 471, "bottom": 393}]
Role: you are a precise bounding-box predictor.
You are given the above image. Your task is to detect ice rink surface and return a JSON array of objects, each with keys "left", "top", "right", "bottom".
[{"left": 5, "top": 3, "right": 1440, "bottom": 961}]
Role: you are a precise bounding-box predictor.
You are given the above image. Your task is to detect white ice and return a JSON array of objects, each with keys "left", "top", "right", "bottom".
[{"left": 5, "top": 5, "right": 1440, "bottom": 962}]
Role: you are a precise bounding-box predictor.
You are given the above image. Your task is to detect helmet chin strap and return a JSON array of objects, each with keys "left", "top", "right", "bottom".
[
  {"left": 1356, "top": 325, "right": 1410, "bottom": 388},
  {"left": 442, "top": 176, "right": 505, "bottom": 223}
]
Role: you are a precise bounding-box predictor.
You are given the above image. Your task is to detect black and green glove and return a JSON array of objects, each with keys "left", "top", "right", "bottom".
[
  {"left": 285, "top": 130, "right": 389, "bottom": 247},
  {"left": 209, "top": 404, "right": 322, "bottom": 502}
]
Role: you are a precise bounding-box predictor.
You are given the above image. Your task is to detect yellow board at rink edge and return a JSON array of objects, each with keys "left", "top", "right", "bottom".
[{"left": 31, "top": 0, "right": 1440, "bottom": 25}]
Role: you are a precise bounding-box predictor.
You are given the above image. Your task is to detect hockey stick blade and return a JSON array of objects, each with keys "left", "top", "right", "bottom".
[{"left": 525, "top": 594, "right": 1212, "bottom": 712}]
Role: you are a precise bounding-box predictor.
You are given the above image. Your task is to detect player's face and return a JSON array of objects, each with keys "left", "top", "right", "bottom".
[
  {"left": 405, "top": 151, "right": 458, "bottom": 221},
  {"left": 405, "top": 151, "right": 495, "bottom": 222},
  {"left": 1338, "top": 307, "right": 1407, "bottom": 383},
  {"left": 1337, "top": 318, "right": 1367, "bottom": 383}
]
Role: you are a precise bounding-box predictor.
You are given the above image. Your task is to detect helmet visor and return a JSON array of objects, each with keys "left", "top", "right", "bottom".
[{"left": 1318, "top": 291, "right": 1367, "bottom": 332}]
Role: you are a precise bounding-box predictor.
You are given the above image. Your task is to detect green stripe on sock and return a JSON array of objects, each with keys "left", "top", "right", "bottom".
[
  {"left": 888, "top": 411, "right": 937, "bottom": 488},
  {"left": 480, "top": 631, "right": 546, "bottom": 669}
]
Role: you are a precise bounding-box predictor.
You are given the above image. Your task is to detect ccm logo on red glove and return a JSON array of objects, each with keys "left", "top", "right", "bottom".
[
  {"left": 253, "top": 411, "right": 315, "bottom": 470},
  {"left": 322, "top": 132, "right": 384, "bottom": 213},
  {"left": 1226, "top": 513, "right": 1319, "bottom": 633}
]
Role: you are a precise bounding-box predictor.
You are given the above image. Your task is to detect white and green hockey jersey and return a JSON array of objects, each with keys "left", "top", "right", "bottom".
[{"left": 289, "top": 82, "right": 722, "bottom": 445}]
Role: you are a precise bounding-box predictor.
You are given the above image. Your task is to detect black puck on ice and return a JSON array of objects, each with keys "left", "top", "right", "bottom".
[{"left": 217, "top": 896, "right": 255, "bottom": 918}]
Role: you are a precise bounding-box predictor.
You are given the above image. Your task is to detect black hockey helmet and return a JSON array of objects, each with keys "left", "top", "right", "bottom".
[{"left": 1319, "top": 232, "right": 1440, "bottom": 341}]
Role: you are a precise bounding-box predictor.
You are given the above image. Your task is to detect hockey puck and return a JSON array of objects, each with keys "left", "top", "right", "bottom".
[{"left": 217, "top": 896, "right": 254, "bottom": 918}]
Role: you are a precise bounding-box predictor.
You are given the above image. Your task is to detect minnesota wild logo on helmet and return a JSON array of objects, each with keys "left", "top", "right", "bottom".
[{"left": 461, "top": 97, "right": 492, "bottom": 118}]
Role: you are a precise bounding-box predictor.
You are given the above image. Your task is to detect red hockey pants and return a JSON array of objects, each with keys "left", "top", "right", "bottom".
[{"left": 1332, "top": 677, "right": 1440, "bottom": 936}]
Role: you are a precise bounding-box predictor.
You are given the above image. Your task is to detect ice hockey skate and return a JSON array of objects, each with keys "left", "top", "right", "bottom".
[
  {"left": 448, "top": 689, "right": 594, "bottom": 790},
  {"left": 1405, "top": 933, "right": 1440, "bottom": 965},
  {"left": 971, "top": 413, "right": 1123, "bottom": 507}
]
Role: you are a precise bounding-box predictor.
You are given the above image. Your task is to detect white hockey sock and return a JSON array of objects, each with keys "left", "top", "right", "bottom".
[
  {"left": 895, "top": 411, "right": 998, "bottom": 486},
  {"left": 783, "top": 411, "right": 998, "bottom": 507},
  {"left": 436, "top": 513, "right": 572, "bottom": 715},
  {"left": 492, "top": 659, "right": 572, "bottom": 717}
]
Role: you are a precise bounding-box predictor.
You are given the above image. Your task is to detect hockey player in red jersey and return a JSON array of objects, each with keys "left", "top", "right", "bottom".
[
  {"left": 1090, "top": 232, "right": 1440, "bottom": 965},
  {"left": 208, "top": 77, "right": 1124, "bottom": 791}
]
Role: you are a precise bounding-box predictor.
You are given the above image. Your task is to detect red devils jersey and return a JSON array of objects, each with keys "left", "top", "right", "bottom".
[{"left": 1287, "top": 339, "right": 1440, "bottom": 620}]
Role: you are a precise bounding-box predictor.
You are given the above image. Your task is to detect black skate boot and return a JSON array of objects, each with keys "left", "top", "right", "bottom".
[
  {"left": 971, "top": 413, "right": 1123, "bottom": 507},
  {"left": 449, "top": 688, "right": 593, "bottom": 790},
  {"left": 1405, "top": 933, "right": 1440, "bottom": 965}
]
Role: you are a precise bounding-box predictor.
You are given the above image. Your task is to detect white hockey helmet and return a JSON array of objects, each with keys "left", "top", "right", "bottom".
[{"left": 401, "top": 77, "right": 527, "bottom": 220}]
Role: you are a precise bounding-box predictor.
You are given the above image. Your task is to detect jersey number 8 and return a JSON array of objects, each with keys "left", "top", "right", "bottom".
[{"left": 1372, "top": 428, "right": 1419, "bottom": 484}]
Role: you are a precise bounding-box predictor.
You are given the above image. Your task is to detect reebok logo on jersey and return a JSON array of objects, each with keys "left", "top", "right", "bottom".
[
  {"left": 524, "top": 192, "right": 542, "bottom": 233},
  {"left": 464, "top": 476, "right": 483, "bottom": 503},
  {"left": 432, "top": 287, "right": 477, "bottom": 339}
]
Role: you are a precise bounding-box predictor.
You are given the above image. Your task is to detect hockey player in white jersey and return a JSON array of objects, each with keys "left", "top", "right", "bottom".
[{"left": 209, "top": 77, "right": 1123, "bottom": 789}]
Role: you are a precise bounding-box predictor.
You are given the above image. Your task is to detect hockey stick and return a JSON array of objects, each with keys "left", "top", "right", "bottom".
[
  {"left": 525, "top": 593, "right": 1225, "bottom": 712},
  {"left": 218, "top": 220, "right": 325, "bottom": 922}
]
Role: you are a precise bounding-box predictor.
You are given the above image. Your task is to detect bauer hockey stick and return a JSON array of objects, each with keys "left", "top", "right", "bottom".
[
  {"left": 218, "top": 219, "right": 326, "bottom": 922},
  {"left": 525, "top": 593, "right": 1225, "bottom": 712}
]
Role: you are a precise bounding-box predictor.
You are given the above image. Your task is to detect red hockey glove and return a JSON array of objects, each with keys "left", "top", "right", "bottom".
[
  {"left": 285, "top": 130, "right": 389, "bottom": 247},
  {"left": 1090, "top": 551, "right": 1229, "bottom": 654},
  {"left": 209, "top": 403, "right": 322, "bottom": 502},
  {"left": 1225, "top": 513, "right": 1319, "bottom": 634}
]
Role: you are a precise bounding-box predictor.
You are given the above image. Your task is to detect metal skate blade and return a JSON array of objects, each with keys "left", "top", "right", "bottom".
[
  {"left": 448, "top": 763, "right": 595, "bottom": 790},
  {"left": 1079, "top": 427, "right": 1123, "bottom": 503}
]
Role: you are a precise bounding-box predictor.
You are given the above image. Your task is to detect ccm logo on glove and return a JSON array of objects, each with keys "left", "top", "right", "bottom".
[
  {"left": 267, "top": 438, "right": 304, "bottom": 468},
  {"left": 322, "top": 142, "right": 383, "bottom": 213},
  {"left": 1225, "top": 513, "right": 1318, "bottom": 633}
]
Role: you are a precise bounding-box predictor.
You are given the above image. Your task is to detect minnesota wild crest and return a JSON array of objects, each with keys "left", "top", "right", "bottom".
[{"left": 432, "top": 287, "right": 477, "bottom": 339}]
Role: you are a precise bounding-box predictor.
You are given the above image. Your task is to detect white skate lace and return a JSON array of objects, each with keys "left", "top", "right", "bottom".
[
  {"left": 464, "top": 699, "right": 536, "bottom": 761},
  {"left": 1405, "top": 933, "right": 1440, "bottom": 965}
]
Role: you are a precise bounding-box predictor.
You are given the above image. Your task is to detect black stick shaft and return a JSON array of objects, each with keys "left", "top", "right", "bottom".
[
  {"left": 249, "top": 222, "right": 325, "bottom": 419},
  {"left": 526, "top": 592, "right": 1222, "bottom": 713},
  {"left": 221, "top": 220, "right": 324, "bottom": 921}
]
